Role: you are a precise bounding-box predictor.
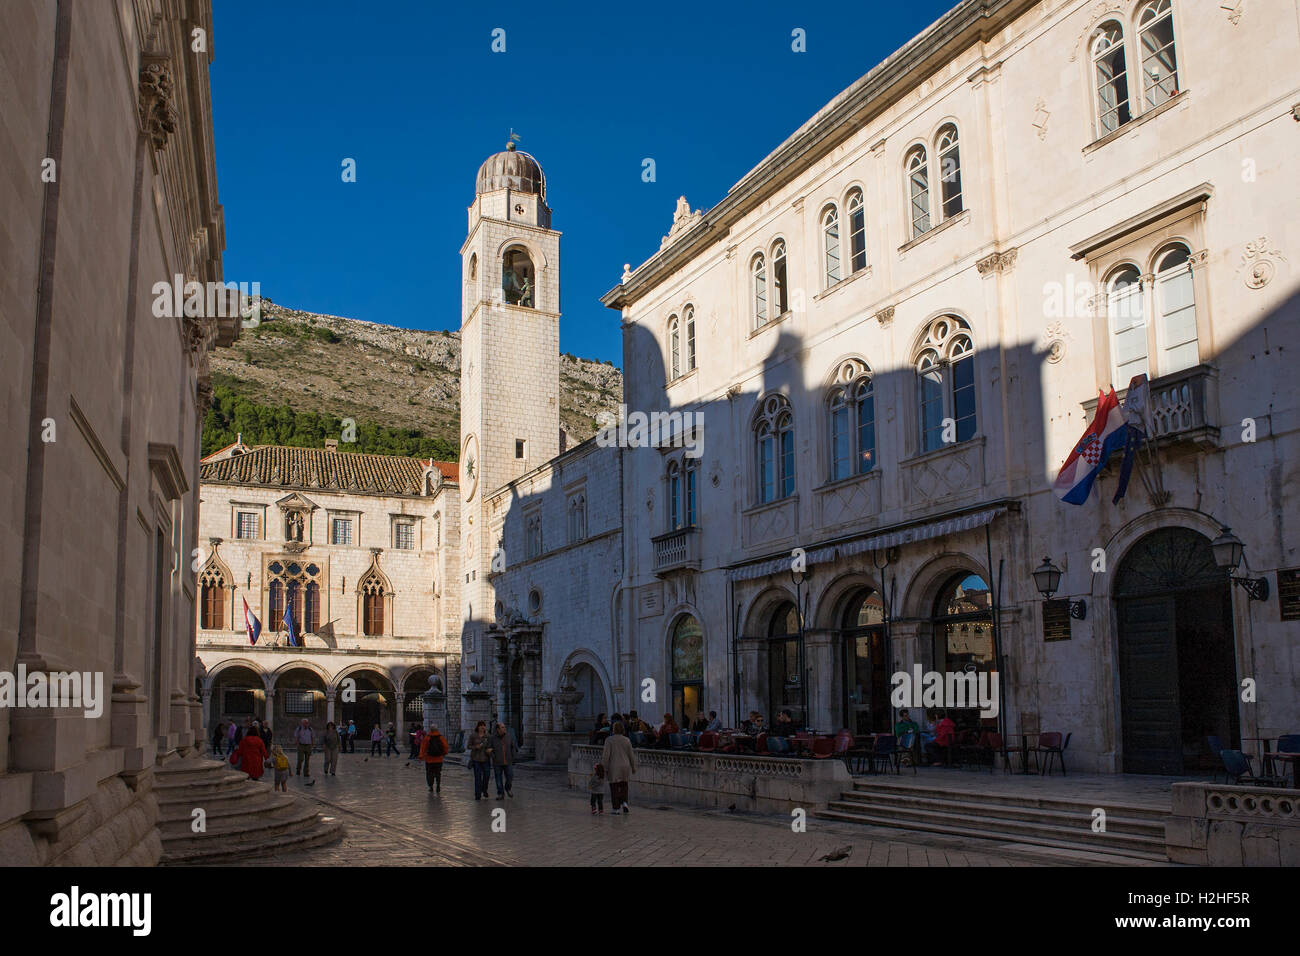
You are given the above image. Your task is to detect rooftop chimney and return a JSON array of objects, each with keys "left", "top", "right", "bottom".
[{"left": 324, "top": 439, "right": 339, "bottom": 452}]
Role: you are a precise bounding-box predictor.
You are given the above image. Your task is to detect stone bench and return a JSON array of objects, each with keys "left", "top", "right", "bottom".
[{"left": 567, "top": 743, "right": 851, "bottom": 813}]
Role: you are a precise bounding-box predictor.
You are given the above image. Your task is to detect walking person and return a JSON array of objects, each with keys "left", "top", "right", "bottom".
[
  {"left": 385, "top": 722, "right": 401, "bottom": 757},
  {"left": 228, "top": 720, "right": 240, "bottom": 752},
  {"left": 419, "top": 722, "right": 449, "bottom": 794},
  {"left": 211, "top": 721, "right": 226, "bottom": 757},
  {"left": 408, "top": 724, "right": 424, "bottom": 761},
  {"left": 270, "top": 744, "right": 291, "bottom": 791},
  {"left": 323, "top": 721, "right": 341, "bottom": 776},
  {"left": 490, "top": 721, "right": 518, "bottom": 799},
  {"left": 587, "top": 763, "right": 606, "bottom": 815},
  {"left": 468, "top": 721, "right": 492, "bottom": 800},
  {"left": 230, "top": 725, "right": 267, "bottom": 781},
  {"left": 600, "top": 721, "right": 637, "bottom": 814},
  {"left": 346, "top": 719, "right": 357, "bottom": 753},
  {"left": 293, "top": 718, "right": 315, "bottom": 776},
  {"left": 370, "top": 724, "right": 383, "bottom": 756},
  {"left": 260, "top": 721, "right": 273, "bottom": 752}
]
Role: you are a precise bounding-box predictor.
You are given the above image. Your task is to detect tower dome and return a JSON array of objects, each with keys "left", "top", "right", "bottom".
[{"left": 475, "top": 142, "right": 545, "bottom": 199}]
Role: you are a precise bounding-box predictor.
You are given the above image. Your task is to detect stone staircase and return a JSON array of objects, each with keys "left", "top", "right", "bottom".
[
  {"left": 155, "top": 755, "right": 344, "bottom": 865},
  {"left": 817, "top": 778, "right": 1169, "bottom": 861}
]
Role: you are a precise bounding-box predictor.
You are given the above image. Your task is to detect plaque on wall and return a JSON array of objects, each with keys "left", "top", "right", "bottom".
[
  {"left": 1279, "top": 568, "right": 1300, "bottom": 621},
  {"left": 1042, "top": 599, "right": 1072, "bottom": 642}
]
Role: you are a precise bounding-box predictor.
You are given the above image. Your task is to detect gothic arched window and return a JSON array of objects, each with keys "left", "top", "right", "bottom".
[
  {"left": 684, "top": 305, "right": 696, "bottom": 372},
  {"left": 755, "top": 394, "right": 795, "bottom": 504},
  {"left": 1092, "top": 21, "right": 1132, "bottom": 134},
  {"left": 936, "top": 125, "right": 963, "bottom": 220},
  {"left": 668, "top": 314, "right": 681, "bottom": 379},
  {"left": 200, "top": 567, "right": 225, "bottom": 630},
  {"left": 361, "top": 573, "right": 385, "bottom": 636},
  {"left": 751, "top": 253, "right": 768, "bottom": 328},
  {"left": 828, "top": 360, "right": 876, "bottom": 481},
  {"left": 771, "top": 243, "right": 788, "bottom": 315},
  {"left": 1138, "top": 0, "right": 1179, "bottom": 110},
  {"left": 822, "top": 206, "right": 841, "bottom": 286},
  {"left": 914, "top": 315, "right": 977, "bottom": 452},
  {"left": 906, "top": 146, "right": 931, "bottom": 239},
  {"left": 846, "top": 189, "right": 866, "bottom": 273}
]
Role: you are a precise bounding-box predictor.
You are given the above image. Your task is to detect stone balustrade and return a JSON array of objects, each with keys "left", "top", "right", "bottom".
[
  {"left": 1166, "top": 781, "right": 1300, "bottom": 865},
  {"left": 567, "top": 744, "right": 851, "bottom": 813}
]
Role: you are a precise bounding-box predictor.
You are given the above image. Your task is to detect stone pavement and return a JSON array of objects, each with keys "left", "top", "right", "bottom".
[{"left": 207, "top": 750, "right": 1171, "bottom": 867}]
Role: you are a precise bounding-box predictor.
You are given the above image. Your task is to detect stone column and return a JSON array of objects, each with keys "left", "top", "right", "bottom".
[
  {"left": 200, "top": 689, "right": 213, "bottom": 752},
  {"left": 264, "top": 688, "right": 276, "bottom": 727},
  {"left": 521, "top": 638, "right": 542, "bottom": 755},
  {"left": 325, "top": 690, "right": 336, "bottom": 727},
  {"left": 804, "top": 628, "right": 836, "bottom": 731},
  {"left": 536, "top": 692, "right": 555, "bottom": 733},
  {"left": 394, "top": 692, "right": 406, "bottom": 738}
]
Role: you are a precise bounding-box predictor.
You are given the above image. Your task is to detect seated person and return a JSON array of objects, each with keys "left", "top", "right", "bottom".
[
  {"left": 654, "top": 713, "right": 678, "bottom": 747},
  {"left": 704, "top": 711, "right": 723, "bottom": 732},
  {"left": 923, "top": 711, "right": 957, "bottom": 765},
  {"left": 773, "top": 710, "right": 797, "bottom": 737},
  {"left": 894, "top": 707, "right": 921, "bottom": 763},
  {"left": 690, "top": 713, "right": 709, "bottom": 733}
]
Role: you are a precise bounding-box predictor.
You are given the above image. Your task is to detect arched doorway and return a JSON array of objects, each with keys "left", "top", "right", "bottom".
[
  {"left": 209, "top": 664, "right": 266, "bottom": 736},
  {"left": 840, "top": 589, "right": 887, "bottom": 734},
  {"left": 569, "top": 663, "right": 608, "bottom": 733},
  {"left": 767, "top": 602, "right": 804, "bottom": 727},
  {"left": 273, "top": 666, "right": 328, "bottom": 747},
  {"left": 1115, "top": 527, "right": 1238, "bottom": 774},
  {"left": 337, "top": 669, "right": 395, "bottom": 746},
  {"left": 669, "top": 616, "right": 703, "bottom": 728},
  {"left": 930, "top": 572, "right": 994, "bottom": 732}
]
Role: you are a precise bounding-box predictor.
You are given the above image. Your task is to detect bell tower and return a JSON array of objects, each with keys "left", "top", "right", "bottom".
[{"left": 459, "top": 141, "right": 561, "bottom": 680}]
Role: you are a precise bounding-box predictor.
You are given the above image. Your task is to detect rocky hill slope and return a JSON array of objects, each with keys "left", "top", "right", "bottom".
[{"left": 207, "top": 300, "right": 623, "bottom": 458}]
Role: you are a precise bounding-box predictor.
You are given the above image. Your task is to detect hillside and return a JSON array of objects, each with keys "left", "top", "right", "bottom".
[{"left": 202, "top": 300, "right": 623, "bottom": 458}]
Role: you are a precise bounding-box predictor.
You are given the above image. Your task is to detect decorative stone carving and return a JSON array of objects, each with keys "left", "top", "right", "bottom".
[
  {"left": 660, "top": 196, "right": 702, "bottom": 249},
  {"left": 553, "top": 665, "right": 584, "bottom": 733},
  {"left": 1221, "top": 1, "right": 1245, "bottom": 26},
  {"left": 874, "top": 306, "right": 895, "bottom": 328},
  {"left": 976, "top": 248, "right": 1018, "bottom": 276},
  {"left": 1032, "top": 98, "right": 1050, "bottom": 140},
  {"left": 139, "top": 54, "right": 178, "bottom": 150},
  {"left": 1237, "top": 236, "right": 1287, "bottom": 289}
]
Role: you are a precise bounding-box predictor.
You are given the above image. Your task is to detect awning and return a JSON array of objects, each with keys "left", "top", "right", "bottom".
[{"left": 727, "top": 505, "right": 1010, "bottom": 583}]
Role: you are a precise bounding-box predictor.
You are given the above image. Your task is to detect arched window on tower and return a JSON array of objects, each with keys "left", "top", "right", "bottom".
[
  {"left": 503, "top": 247, "right": 535, "bottom": 308},
  {"left": 200, "top": 567, "right": 225, "bottom": 630},
  {"left": 361, "top": 573, "right": 385, "bottom": 636},
  {"left": 828, "top": 359, "right": 876, "bottom": 481},
  {"left": 846, "top": 190, "right": 866, "bottom": 273},
  {"left": 1092, "top": 21, "right": 1132, "bottom": 134},
  {"left": 755, "top": 394, "right": 796, "bottom": 504},
  {"left": 751, "top": 253, "right": 768, "bottom": 328},
  {"left": 936, "top": 125, "right": 963, "bottom": 220},
  {"left": 915, "top": 315, "right": 977, "bottom": 452},
  {"left": 822, "top": 206, "right": 841, "bottom": 286},
  {"left": 906, "top": 146, "right": 931, "bottom": 239},
  {"left": 684, "top": 305, "right": 696, "bottom": 372},
  {"left": 1138, "top": 0, "right": 1179, "bottom": 110},
  {"left": 771, "top": 243, "right": 788, "bottom": 315}
]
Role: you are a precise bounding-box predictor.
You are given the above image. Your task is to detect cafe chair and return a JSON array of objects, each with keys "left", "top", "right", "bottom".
[
  {"left": 1029, "top": 732, "right": 1069, "bottom": 776},
  {"left": 869, "top": 734, "right": 899, "bottom": 774},
  {"left": 894, "top": 733, "right": 918, "bottom": 775},
  {"left": 810, "top": 736, "right": 835, "bottom": 759},
  {"left": 1220, "top": 749, "right": 1288, "bottom": 787},
  {"left": 697, "top": 731, "right": 718, "bottom": 753}
]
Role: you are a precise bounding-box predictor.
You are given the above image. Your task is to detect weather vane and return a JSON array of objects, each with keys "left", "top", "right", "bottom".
[{"left": 509, "top": 129, "right": 521, "bottom": 147}]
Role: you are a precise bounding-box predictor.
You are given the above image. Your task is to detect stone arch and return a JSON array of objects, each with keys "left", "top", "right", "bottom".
[
  {"left": 267, "top": 658, "right": 332, "bottom": 692},
  {"left": 202, "top": 657, "right": 269, "bottom": 694},
  {"left": 1089, "top": 507, "right": 1247, "bottom": 770},
  {"left": 899, "top": 550, "right": 992, "bottom": 620},
  {"left": 812, "top": 569, "right": 883, "bottom": 630},
  {"left": 330, "top": 661, "right": 399, "bottom": 695},
  {"left": 740, "top": 584, "right": 798, "bottom": 637}
]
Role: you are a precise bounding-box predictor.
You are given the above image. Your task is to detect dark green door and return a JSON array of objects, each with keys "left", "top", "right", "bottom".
[{"left": 1118, "top": 596, "right": 1181, "bottom": 774}]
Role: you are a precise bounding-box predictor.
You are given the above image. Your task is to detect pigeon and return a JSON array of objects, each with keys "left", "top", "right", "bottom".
[
  {"left": 727, "top": 803, "right": 737, "bottom": 813},
  {"left": 305, "top": 779, "right": 315, "bottom": 786},
  {"left": 819, "top": 845, "right": 853, "bottom": 862}
]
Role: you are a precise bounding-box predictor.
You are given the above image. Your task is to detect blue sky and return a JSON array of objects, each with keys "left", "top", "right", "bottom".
[{"left": 211, "top": 0, "right": 955, "bottom": 366}]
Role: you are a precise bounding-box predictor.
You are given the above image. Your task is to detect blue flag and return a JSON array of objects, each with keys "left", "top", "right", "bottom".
[{"left": 284, "top": 598, "right": 299, "bottom": 647}]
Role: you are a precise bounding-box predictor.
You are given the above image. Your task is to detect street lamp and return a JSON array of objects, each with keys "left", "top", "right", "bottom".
[
  {"left": 1032, "top": 557, "right": 1086, "bottom": 619},
  {"left": 1211, "top": 527, "right": 1270, "bottom": 601}
]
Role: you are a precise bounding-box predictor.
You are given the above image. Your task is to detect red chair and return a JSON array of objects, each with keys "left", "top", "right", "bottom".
[
  {"left": 811, "top": 736, "right": 835, "bottom": 759},
  {"left": 832, "top": 730, "right": 854, "bottom": 769},
  {"left": 1029, "top": 732, "right": 1069, "bottom": 775},
  {"left": 753, "top": 732, "right": 767, "bottom": 755},
  {"left": 697, "top": 731, "right": 718, "bottom": 753}
]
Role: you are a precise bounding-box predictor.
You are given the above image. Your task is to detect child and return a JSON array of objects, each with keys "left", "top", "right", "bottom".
[
  {"left": 587, "top": 763, "right": 606, "bottom": 814},
  {"left": 271, "top": 744, "right": 291, "bottom": 792}
]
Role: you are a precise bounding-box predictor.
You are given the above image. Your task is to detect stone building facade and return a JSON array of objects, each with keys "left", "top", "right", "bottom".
[
  {"left": 484, "top": 0, "right": 1300, "bottom": 775},
  {"left": 1, "top": 1, "right": 234, "bottom": 863},
  {"left": 196, "top": 442, "right": 463, "bottom": 744}
]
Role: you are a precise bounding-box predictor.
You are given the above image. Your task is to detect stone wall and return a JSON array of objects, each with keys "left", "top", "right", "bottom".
[
  {"left": 567, "top": 744, "right": 851, "bottom": 814},
  {"left": 1166, "top": 782, "right": 1300, "bottom": 866}
]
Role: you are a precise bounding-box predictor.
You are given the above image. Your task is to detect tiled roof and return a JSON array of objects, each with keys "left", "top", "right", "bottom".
[{"left": 199, "top": 445, "right": 457, "bottom": 496}]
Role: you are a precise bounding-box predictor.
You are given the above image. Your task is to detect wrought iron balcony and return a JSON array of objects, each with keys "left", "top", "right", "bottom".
[{"left": 652, "top": 526, "right": 700, "bottom": 576}]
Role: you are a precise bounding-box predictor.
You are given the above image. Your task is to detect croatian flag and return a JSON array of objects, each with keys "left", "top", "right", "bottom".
[
  {"left": 1053, "top": 388, "right": 1129, "bottom": 505},
  {"left": 242, "top": 597, "right": 262, "bottom": 646},
  {"left": 284, "top": 598, "right": 300, "bottom": 648}
]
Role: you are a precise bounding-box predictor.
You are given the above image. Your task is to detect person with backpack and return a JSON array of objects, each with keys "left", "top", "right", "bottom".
[
  {"left": 419, "top": 722, "right": 449, "bottom": 794},
  {"left": 270, "top": 744, "right": 291, "bottom": 791}
]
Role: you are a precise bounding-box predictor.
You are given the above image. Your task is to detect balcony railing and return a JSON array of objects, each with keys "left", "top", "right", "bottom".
[
  {"left": 652, "top": 526, "right": 700, "bottom": 576},
  {"left": 1083, "top": 364, "right": 1218, "bottom": 446}
]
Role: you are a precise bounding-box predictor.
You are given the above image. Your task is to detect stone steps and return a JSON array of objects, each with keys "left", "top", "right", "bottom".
[
  {"left": 156, "top": 756, "right": 343, "bottom": 865},
  {"left": 815, "top": 780, "right": 1169, "bottom": 861}
]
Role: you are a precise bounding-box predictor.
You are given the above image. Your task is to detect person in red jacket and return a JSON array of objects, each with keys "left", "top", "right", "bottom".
[
  {"left": 925, "top": 711, "right": 957, "bottom": 766},
  {"left": 231, "top": 727, "right": 268, "bottom": 780},
  {"left": 419, "top": 722, "right": 449, "bottom": 794}
]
